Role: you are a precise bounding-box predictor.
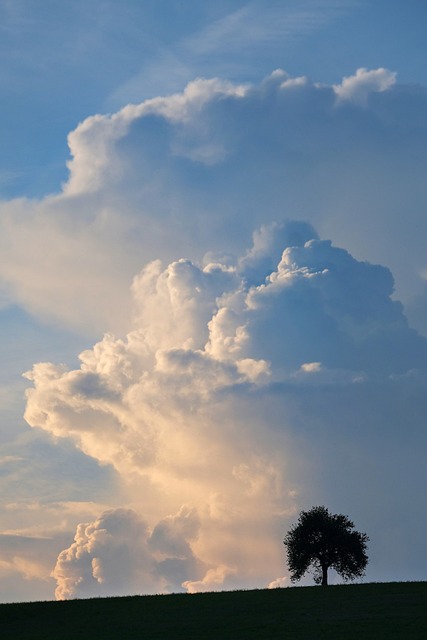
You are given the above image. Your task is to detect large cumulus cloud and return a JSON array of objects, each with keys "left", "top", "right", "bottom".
[
  {"left": 1, "top": 68, "right": 427, "bottom": 333},
  {"left": 24, "top": 222, "right": 427, "bottom": 596}
]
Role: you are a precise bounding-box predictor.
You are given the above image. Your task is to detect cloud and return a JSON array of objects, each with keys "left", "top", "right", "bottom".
[
  {"left": 0, "top": 528, "right": 70, "bottom": 602},
  {"left": 184, "top": 1, "right": 357, "bottom": 57},
  {"left": 0, "top": 533, "right": 54, "bottom": 581},
  {"left": 268, "top": 576, "right": 289, "bottom": 588},
  {"left": 406, "top": 283, "right": 427, "bottom": 336},
  {"left": 333, "top": 67, "right": 397, "bottom": 105},
  {"left": 65, "top": 78, "right": 248, "bottom": 196},
  {"left": 0, "top": 499, "right": 121, "bottom": 602},
  {"left": 2, "top": 65, "right": 427, "bottom": 595},
  {"left": 23, "top": 221, "right": 427, "bottom": 595},
  {"left": 108, "top": 0, "right": 359, "bottom": 107},
  {"left": 1, "top": 67, "right": 427, "bottom": 336},
  {"left": 53, "top": 506, "right": 206, "bottom": 599}
]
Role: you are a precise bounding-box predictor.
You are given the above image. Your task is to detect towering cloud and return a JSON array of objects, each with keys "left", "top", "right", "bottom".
[
  {"left": 1, "top": 69, "right": 427, "bottom": 334},
  {"left": 24, "top": 222, "right": 427, "bottom": 597}
]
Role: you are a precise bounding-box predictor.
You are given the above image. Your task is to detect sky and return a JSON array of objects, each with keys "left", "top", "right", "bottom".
[{"left": 0, "top": 0, "right": 427, "bottom": 602}]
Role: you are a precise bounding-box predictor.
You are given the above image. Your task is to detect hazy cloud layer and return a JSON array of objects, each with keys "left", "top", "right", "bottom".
[
  {"left": 23, "top": 222, "right": 427, "bottom": 596},
  {"left": 1, "top": 69, "right": 427, "bottom": 334},
  {"left": 0, "top": 500, "right": 112, "bottom": 603}
]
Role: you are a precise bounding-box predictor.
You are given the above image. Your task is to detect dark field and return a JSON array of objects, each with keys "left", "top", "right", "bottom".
[{"left": 0, "top": 581, "right": 426, "bottom": 639}]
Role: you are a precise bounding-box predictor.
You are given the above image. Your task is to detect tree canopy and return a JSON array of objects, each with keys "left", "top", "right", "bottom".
[{"left": 283, "top": 506, "right": 369, "bottom": 586}]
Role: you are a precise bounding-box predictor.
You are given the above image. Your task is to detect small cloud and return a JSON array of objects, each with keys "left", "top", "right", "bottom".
[
  {"left": 333, "top": 67, "right": 396, "bottom": 106},
  {"left": 300, "top": 362, "right": 322, "bottom": 373},
  {"left": 0, "top": 455, "right": 25, "bottom": 466},
  {"left": 183, "top": 565, "right": 236, "bottom": 594},
  {"left": 280, "top": 76, "right": 308, "bottom": 90},
  {"left": 268, "top": 576, "right": 289, "bottom": 589}
]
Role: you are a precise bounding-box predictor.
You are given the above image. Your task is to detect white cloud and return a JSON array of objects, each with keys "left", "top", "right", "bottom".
[
  {"left": 300, "top": 362, "right": 321, "bottom": 373},
  {"left": 333, "top": 67, "right": 397, "bottom": 105},
  {"left": 1, "top": 67, "right": 426, "bottom": 336},
  {"left": 23, "top": 222, "right": 427, "bottom": 596},
  {"left": 280, "top": 76, "right": 308, "bottom": 90},
  {"left": 268, "top": 576, "right": 289, "bottom": 588},
  {"left": 2, "top": 65, "right": 427, "bottom": 596},
  {"left": 53, "top": 506, "right": 206, "bottom": 599},
  {"left": 183, "top": 565, "right": 236, "bottom": 594},
  {"left": 65, "top": 78, "right": 248, "bottom": 195},
  {"left": 53, "top": 508, "right": 149, "bottom": 599}
]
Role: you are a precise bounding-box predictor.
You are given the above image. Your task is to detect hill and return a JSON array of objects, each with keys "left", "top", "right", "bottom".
[{"left": 0, "top": 581, "right": 425, "bottom": 639}]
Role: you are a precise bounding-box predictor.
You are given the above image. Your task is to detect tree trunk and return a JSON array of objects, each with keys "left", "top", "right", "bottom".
[{"left": 321, "top": 564, "right": 328, "bottom": 586}]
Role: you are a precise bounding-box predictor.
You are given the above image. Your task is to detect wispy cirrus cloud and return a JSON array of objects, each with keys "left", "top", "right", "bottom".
[
  {"left": 108, "top": 0, "right": 361, "bottom": 106},
  {"left": 184, "top": 0, "right": 360, "bottom": 56}
]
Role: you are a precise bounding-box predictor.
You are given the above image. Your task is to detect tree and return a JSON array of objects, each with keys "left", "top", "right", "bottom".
[{"left": 283, "top": 506, "right": 369, "bottom": 586}]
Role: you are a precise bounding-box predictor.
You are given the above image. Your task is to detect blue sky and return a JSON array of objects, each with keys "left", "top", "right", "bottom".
[{"left": 1, "top": 0, "right": 427, "bottom": 602}]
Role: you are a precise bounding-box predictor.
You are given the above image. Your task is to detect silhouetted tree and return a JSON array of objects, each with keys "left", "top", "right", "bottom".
[{"left": 283, "top": 506, "right": 369, "bottom": 586}]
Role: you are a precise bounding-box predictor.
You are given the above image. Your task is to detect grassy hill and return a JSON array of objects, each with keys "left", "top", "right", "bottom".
[{"left": 0, "top": 581, "right": 426, "bottom": 639}]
